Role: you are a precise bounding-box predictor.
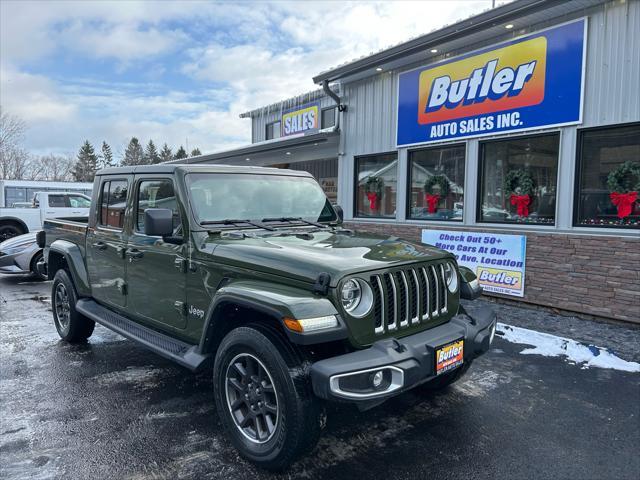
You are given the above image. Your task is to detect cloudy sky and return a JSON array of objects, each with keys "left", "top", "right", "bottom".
[{"left": 1, "top": 0, "right": 503, "bottom": 159}]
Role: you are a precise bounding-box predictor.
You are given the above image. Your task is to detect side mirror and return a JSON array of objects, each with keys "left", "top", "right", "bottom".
[
  {"left": 459, "top": 266, "right": 483, "bottom": 300},
  {"left": 334, "top": 205, "right": 344, "bottom": 223},
  {"left": 144, "top": 208, "right": 173, "bottom": 237}
]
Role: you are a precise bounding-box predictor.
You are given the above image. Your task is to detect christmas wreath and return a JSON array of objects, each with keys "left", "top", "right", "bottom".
[
  {"left": 503, "top": 169, "right": 536, "bottom": 217},
  {"left": 606, "top": 161, "right": 640, "bottom": 219},
  {"left": 423, "top": 175, "right": 451, "bottom": 213},
  {"left": 365, "top": 176, "right": 384, "bottom": 210}
]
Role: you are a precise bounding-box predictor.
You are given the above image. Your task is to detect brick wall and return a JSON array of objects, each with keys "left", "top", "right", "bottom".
[{"left": 346, "top": 222, "right": 640, "bottom": 324}]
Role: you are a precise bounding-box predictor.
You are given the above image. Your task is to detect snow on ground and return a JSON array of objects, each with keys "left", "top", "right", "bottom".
[{"left": 497, "top": 323, "right": 640, "bottom": 373}]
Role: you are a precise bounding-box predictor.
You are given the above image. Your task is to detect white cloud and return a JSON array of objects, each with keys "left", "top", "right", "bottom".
[{"left": 0, "top": 0, "right": 509, "bottom": 158}]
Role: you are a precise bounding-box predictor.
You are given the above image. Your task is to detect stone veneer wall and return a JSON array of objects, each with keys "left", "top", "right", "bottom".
[{"left": 345, "top": 222, "right": 640, "bottom": 324}]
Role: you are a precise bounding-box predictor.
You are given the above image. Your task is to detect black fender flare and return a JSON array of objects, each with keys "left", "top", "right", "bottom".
[
  {"left": 47, "top": 240, "right": 91, "bottom": 296},
  {"left": 198, "top": 281, "right": 347, "bottom": 354}
]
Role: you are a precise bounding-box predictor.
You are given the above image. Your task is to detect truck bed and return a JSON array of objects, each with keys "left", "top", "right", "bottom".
[{"left": 43, "top": 217, "right": 88, "bottom": 247}]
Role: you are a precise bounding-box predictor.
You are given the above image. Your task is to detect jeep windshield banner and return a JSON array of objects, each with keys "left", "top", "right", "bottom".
[
  {"left": 422, "top": 230, "right": 527, "bottom": 297},
  {"left": 281, "top": 101, "right": 320, "bottom": 137},
  {"left": 397, "top": 19, "right": 586, "bottom": 147}
]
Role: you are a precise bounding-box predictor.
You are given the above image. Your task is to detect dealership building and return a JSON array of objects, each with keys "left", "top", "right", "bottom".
[{"left": 189, "top": 0, "right": 639, "bottom": 323}]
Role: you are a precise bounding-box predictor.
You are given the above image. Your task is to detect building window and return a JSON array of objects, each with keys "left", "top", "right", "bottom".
[
  {"left": 266, "top": 121, "right": 281, "bottom": 140},
  {"left": 355, "top": 153, "right": 397, "bottom": 218},
  {"left": 321, "top": 107, "right": 336, "bottom": 129},
  {"left": 408, "top": 144, "right": 465, "bottom": 221},
  {"left": 478, "top": 133, "right": 559, "bottom": 225},
  {"left": 98, "top": 180, "right": 128, "bottom": 229},
  {"left": 575, "top": 123, "right": 640, "bottom": 228}
]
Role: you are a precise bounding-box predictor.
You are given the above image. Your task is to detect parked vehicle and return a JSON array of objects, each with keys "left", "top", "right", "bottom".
[
  {"left": 0, "top": 191, "right": 91, "bottom": 241},
  {"left": 0, "top": 179, "right": 93, "bottom": 207},
  {"left": 0, "top": 232, "right": 46, "bottom": 280},
  {"left": 41, "top": 164, "right": 495, "bottom": 471}
]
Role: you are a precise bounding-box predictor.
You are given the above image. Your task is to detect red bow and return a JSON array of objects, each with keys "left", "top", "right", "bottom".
[
  {"left": 510, "top": 194, "right": 531, "bottom": 217},
  {"left": 366, "top": 192, "right": 378, "bottom": 210},
  {"left": 424, "top": 193, "right": 440, "bottom": 213},
  {"left": 610, "top": 191, "right": 638, "bottom": 219}
]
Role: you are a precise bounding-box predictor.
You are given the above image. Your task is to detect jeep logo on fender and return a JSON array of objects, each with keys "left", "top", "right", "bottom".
[{"left": 397, "top": 19, "right": 586, "bottom": 146}]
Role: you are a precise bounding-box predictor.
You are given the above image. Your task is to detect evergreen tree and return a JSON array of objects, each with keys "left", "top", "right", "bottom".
[
  {"left": 158, "top": 143, "right": 173, "bottom": 163},
  {"left": 190, "top": 148, "right": 202, "bottom": 157},
  {"left": 144, "top": 140, "right": 159, "bottom": 164},
  {"left": 174, "top": 145, "right": 188, "bottom": 160},
  {"left": 72, "top": 140, "right": 98, "bottom": 182},
  {"left": 122, "top": 137, "right": 144, "bottom": 166},
  {"left": 98, "top": 141, "right": 114, "bottom": 170}
]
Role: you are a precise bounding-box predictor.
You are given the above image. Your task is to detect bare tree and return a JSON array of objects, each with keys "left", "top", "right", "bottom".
[
  {"left": 0, "top": 109, "right": 32, "bottom": 180},
  {"left": 33, "top": 154, "right": 75, "bottom": 181}
]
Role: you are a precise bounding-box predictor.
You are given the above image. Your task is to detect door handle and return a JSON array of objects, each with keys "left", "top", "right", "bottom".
[
  {"left": 92, "top": 241, "right": 107, "bottom": 251},
  {"left": 125, "top": 248, "right": 144, "bottom": 259}
]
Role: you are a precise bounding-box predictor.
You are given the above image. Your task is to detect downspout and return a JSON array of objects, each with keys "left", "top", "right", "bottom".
[{"left": 322, "top": 80, "right": 346, "bottom": 131}]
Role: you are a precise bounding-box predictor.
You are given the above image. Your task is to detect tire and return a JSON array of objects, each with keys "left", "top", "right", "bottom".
[
  {"left": 30, "top": 251, "right": 47, "bottom": 281},
  {"left": 213, "top": 324, "right": 323, "bottom": 471},
  {"left": 421, "top": 362, "right": 471, "bottom": 392},
  {"left": 51, "top": 269, "right": 95, "bottom": 342},
  {"left": 0, "top": 224, "right": 23, "bottom": 242}
]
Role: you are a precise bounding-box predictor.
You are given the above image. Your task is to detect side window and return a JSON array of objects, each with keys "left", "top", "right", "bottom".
[
  {"left": 136, "top": 179, "right": 181, "bottom": 234},
  {"left": 48, "top": 195, "right": 66, "bottom": 207},
  {"left": 98, "top": 180, "right": 128, "bottom": 229},
  {"left": 68, "top": 195, "right": 91, "bottom": 208}
]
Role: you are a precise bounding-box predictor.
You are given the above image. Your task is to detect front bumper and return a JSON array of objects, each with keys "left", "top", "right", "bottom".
[
  {"left": 0, "top": 252, "right": 30, "bottom": 274},
  {"left": 310, "top": 306, "right": 496, "bottom": 403}
]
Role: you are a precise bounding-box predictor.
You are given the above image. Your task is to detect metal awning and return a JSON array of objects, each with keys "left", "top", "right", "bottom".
[{"left": 173, "top": 129, "right": 339, "bottom": 167}]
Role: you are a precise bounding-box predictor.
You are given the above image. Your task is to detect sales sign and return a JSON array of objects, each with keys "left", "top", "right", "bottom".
[
  {"left": 397, "top": 19, "right": 586, "bottom": 146},
  {"left": 422, "top": 230, "right": 527, "bottom": 297},
  {"left": 281, "top": 101, "right": 320, "bottom": 137}
]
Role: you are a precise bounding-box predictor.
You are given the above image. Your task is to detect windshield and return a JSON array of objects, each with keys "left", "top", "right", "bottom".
[{"left": 186, "top": 173, "right": 337, "bottom": 224}]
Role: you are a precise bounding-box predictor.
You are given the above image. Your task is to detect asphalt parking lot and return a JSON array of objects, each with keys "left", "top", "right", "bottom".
[{"left": 1, "top": 273, "right": 639, "bottom": 480}]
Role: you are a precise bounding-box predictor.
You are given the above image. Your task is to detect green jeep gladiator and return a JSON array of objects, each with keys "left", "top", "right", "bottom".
[{"left": 39, "top": 164, "right": 496, "bottom": 470}]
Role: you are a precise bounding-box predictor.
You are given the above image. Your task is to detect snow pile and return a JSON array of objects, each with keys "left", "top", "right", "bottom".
[{"left": 496, "top": 323, "right": 640, "bottom": 373}]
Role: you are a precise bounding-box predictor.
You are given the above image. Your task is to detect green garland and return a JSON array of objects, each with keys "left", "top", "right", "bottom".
[
  {"left": 606, "top": 160, "right": 640, "bottom": 193},
  {"left": 365, "top": 176, "right": 384, "bottom": 194},
  {"left": 423, "top": 175, "right": 451, "bottom": 197},
  {"left": 503, "top": 169, "right": 536, "bottom": 196}
]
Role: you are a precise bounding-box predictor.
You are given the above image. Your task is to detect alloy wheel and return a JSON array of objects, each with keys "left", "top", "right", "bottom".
[
  {"left": 225, "top": 352, "right": 279, "bottom": 444},
  {"left": 54, "top": 283, "right": 71, "bottom": 334}
]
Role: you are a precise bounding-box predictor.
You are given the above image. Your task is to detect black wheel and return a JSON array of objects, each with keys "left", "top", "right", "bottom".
[
  {"left": 213, "top": 324, "right": 323, "bottom": 471},
  {"left": 30, "top": 251, "right": 47, "bottom": 281},
  {"left": 51, "top": 269, "right": 95, "bottom": 343},
  {"left": 422, "top": 363, "right": 471, "bottom": 392},
  {"left": 0, "top": 224, "right": 23, "bottom": 242}
]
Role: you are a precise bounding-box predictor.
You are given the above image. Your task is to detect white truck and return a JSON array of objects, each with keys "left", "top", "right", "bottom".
[{"left": 0, "top": 191, "right": 91, "bottom": 241}]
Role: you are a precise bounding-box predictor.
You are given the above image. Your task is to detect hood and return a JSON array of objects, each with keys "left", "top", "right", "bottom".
[
  {"left": 199, "top": 228, "right": 451, "bottom": 286},
  {"left": 0, "top": 231, "right": 38, "bottom": 250}
]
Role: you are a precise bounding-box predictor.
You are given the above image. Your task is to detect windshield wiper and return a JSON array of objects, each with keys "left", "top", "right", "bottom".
[
  {"left": 200, "top": 219, "right": 276, "bottom": 231},
  {"left": 261, "top": 217, "right": 330, "bottom": 229}
]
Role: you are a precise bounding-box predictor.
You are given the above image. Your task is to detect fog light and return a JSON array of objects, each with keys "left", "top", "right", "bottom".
[{"left": 371, "top": 370, "right": 384, "bottom": 388}]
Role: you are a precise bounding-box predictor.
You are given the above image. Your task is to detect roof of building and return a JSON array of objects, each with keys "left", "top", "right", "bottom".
[
  {"left": 312, "top": 0, "right": 607, "bottom": 84},
  {"left": 239, "top": 87, "right": 337, "bottom": 118}
]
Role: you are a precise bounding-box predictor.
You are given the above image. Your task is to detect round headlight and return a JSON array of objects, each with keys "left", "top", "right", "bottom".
[
  {"left": 444, "top": 262, "right": 459, "bottom": 293},
  {"left": 341, "top": 279, "right": 374, "bottom": 317}
]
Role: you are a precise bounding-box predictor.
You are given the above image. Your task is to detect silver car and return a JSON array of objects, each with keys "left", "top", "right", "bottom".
[{"left": 0, "top": 232, "right": 46, "bottom": 280}]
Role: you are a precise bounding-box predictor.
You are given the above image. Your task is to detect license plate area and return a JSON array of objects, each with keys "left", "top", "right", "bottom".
[{"left": 435, "top": 339, "right": 464, "bottom": 375}]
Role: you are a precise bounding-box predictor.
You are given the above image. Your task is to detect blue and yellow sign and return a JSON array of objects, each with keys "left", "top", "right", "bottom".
[
  {"left": 397, "top": 20, "right": 586, "bottom": 146},
  {"left": 282, "top": 101, "right": 320, "bottom": 137}
]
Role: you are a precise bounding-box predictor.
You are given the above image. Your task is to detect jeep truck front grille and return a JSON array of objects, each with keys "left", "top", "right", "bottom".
[{"left": 370, "top": 264, "right": 448, "bottom": 335}]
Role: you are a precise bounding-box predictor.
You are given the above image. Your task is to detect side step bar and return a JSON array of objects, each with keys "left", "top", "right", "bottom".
[{"left": 76, "top": 299, "right": 210, "bottom": 371}]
